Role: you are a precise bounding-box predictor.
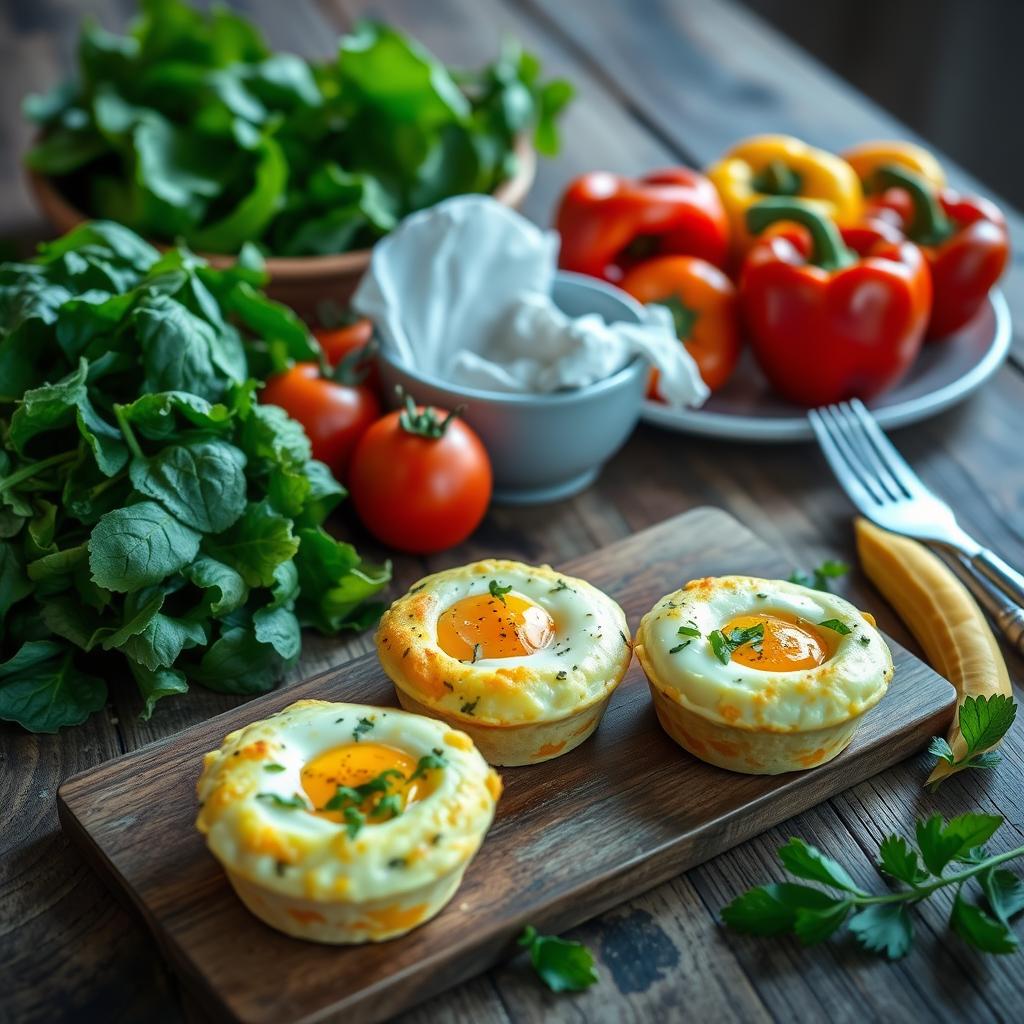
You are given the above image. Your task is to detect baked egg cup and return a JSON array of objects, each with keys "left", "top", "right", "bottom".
[
  {"left": 634, "top": 575, "right": 894, "bottom": 775},
  {"left": 375, "top": 559, "right": 632, "bottom": 766},
  {"left": 195, "top": 699, "right": 501, "bottom": 944}
]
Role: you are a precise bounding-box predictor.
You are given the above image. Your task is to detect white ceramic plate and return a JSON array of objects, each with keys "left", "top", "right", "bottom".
[{"left": 641, "top": 290, "right": 1012, "bottom": 442}]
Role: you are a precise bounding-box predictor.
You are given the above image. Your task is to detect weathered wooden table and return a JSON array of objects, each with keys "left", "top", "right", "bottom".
[{"left": 2, "top": 1, "right": 1023, "bottom": 1021}]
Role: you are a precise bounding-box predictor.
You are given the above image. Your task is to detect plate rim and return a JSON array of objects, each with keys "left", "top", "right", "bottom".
[{"left": 641, "top": 289, "right": 1012, "bottom": 442}]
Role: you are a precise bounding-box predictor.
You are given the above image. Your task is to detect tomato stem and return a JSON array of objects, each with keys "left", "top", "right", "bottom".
[{"left": 396, "top": 388, "right": 464, "bottom": 439}]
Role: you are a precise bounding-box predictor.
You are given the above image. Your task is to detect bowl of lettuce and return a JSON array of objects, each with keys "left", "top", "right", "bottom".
[
  {"left": 0, "top": 220, "right": 391, "bottom": 734},
  {"left": 24, "top": 0, "right": 572, "bottom": 315}
]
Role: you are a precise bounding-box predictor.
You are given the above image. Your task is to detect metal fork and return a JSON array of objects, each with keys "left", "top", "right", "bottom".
[{"left": 809, "top": 398, "right": 1024, "bottom": 652}]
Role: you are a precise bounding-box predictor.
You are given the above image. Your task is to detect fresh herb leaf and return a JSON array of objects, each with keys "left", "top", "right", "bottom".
[
  {"left": 549, "top": 579, "right": 572, "bottom": 593},
  {"left": 517, "top": 925, "right": 598, "bottom": 992},
  {"left": 410, "top": 753, "right": 446, "bottom": 780},
  {"left": 256, "top": 792, "right": 306, "bottom": 810},
  {"left": 722, "top": 813, "right": 1024, "bottom": 960},
  {"left": 263, "top": 763, "right": 286, "bottom": 773},
  {"left": 489, "top": 579, "right": 512, "bottom": 604},
  {"left": 677, "top": 623, "right": 701, "bottom": 639},
  {"left": 789, "top": 560, "right": 850, "bottom": 592},
  {"left": 950, "top": 889, "right": 1019, "bottom": 954},
  {"left": 353, "top": 716, "right": 374, "bottom": 742},
  {"left": 777, "top": 837, "right": 863, "bottom": 893},
  {"left": 818, "top": 619, "right": 852, "bottom": 635},
  {"left": 343, "top": 806, "right": 365, "bottom": 839},
  {"left": 848, "top": 904, "right": 914, "bottom": 960},
  {"left": 709, "top": 623, "right": 764, "bottom": 665},
  {"left": 668, "top": 642, "right": 690, "bottom": 654},
  {"left": 931, "top": 694, "right": 1020, "bottom": 783}
]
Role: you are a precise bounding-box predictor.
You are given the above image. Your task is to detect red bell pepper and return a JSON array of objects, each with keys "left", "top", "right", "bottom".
[
  {"left": 740, "top": 198, "right": 931, "bottom": 407},
  {"left": 555, "top": 168, "right": 729, "bottom": 282},
  {"left": 865, "top": 164, "right": 1009, "bottom": 338}
]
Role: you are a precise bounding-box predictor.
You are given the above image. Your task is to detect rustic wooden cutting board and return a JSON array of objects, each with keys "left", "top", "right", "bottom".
[{"left": 57, "top": 506, "right": 955, "bottom": 1024}]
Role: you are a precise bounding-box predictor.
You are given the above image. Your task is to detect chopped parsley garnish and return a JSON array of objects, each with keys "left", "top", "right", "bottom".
[
  {"left": 709, "top": 623, "right": 765, "bottom": 665},
  {"left": 343, "top": 806, "right": 365, "bottom": 838},
  {"left": 489, "top": 580, "right": 512, "bottom": 603},
  {"left": 324, "top": 767, "right": 405, "bottom": 825},
  {"left": 859, "top": 636, "right": 871, "bottom": 646},
  {"left": 256, "top": 792, "right": 306, "bottom": 810},
  {"left": 409, "top": 753, "right": 446, "bottom": 780},
  {"left": 461, "top": 697, "right": 480, "bottom": 715},
  {"left": 471, "top": 642, "right": 482, "bottom": 664},
  {"left": 819, "top": 619, "right": 853, "bottom": 635},
  {"left": 677, "top": 623, "right": 701, "bottom": 639},
  {"left": 518, "top": 925, "right": 598, "bottom": 991},
  {"left": 756, "top": 592, "right": 769, "bottom": 599},
  {"left": 388, "top": 857, "right": 408, "bottom": 869},
  {"left": 669, "top": 641, "right": 691, "bottom": 654},
  {"left": 352, "top": 716, "right": 374, "bottom": 741},
  {"left": 263, "top": 763, "right": 286, "bottom": 773},
  {"left": 550, "top": 579, "right": 573, "bottom": 593},
  {"left": 789, "top": 559, "right": 850, "bottom": 592},
  {"left": 556, "top": 670, "right": 567, "bottom": 680}
]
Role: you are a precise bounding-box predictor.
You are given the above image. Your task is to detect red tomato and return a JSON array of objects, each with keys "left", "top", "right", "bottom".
[
  {"left": 313, "top": 318, "right": 381, "bottom": 393},
  {"left": 348, "top": 402, "right": 492, "bottom": 554},
  {"left": 261, "top": 363, "right": 381, "bottom": 480}
]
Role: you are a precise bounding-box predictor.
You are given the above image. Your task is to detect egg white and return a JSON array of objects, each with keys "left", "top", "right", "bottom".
[
  {"left": 195, "top": 699, "right": 500, "bottom": 904},
  {"left": 376, "top": 559, "right": 632, "bottom": 724},
  {"left": 637, "top": 576, "right": 893, "bottom": 731}
]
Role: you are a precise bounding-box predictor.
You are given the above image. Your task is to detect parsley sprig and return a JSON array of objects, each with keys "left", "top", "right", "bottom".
[
  {"left": 489, "top": 579, "right": 513, "bottom": 604},
  {"left": 929, "top": 694, "right": 1017, "bottom": 787},
  {"left": 789, "top": 559, "right": 850, "bottom": 592},
  {"left": 518, "top": 926, "right": 598, "bottom": 991},
  {"left": 709, "top": 623, "right": 764, "bottom": 665},
  {"left": 722, "top": 813, "right": 1024, "bottom": 958}
]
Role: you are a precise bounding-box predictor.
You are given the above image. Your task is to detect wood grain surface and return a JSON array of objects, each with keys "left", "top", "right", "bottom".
[
  {"left": 2, "top": 2, "right": 1024, "bottom": 1023},
  {"left": 57, "top": 508, "right": 954, "bottom": 1024}
]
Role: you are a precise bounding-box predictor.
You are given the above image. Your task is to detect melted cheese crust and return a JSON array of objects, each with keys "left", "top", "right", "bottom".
[
  {"left": 635, "top": 576, "right": 893, "bottom": 732},
  {"left": 195, "top": 700, "right": 501, "bottom": 904},
  {"left": 376, "top": 559, "right": 632, "bottom": 726}
]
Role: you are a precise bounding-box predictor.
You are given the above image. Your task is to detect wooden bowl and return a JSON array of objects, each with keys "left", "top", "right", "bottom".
[{"left": 26, "top": 136, "right": 536, "bottom": 319}]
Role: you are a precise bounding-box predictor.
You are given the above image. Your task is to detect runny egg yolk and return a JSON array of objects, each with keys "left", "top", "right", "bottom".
[
  {"left": 720, "top": 613, "right": 831, "bottom": 671},
  {"left": 437, "top": 592, "right": 555, "bottom": 661},
  {"left": 301, "top": 742, "right": 434, "bottom": 823}
]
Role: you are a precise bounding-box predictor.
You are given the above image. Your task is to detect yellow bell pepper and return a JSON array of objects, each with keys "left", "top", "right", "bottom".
[
  {"left": 707, "top": 134, "right": 862, "bottom": 259},
  {"left": 841, "top": 140, "right": 946, "bottom": 190}
]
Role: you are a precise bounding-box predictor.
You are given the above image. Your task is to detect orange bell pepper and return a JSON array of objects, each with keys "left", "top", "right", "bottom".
[{"left": 620, "top": 255, "right": 740, "bottom": 395}]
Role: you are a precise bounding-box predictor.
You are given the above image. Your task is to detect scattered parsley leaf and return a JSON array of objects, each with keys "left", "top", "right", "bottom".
[
  {"left": 352, "top": 716, "right": 374, "bottom": 741},
  {"left": 489, "top": 580, "right": 512, "bottom": 604},
  {"left": 668, "top": 642, "right": 691, "bottom": 654},
  {"left": 517, "top": 925, "right": 598, "bottom": 992},
  {"left": 708, "top": 623, "right": 764, "bottom": 665},
  {"left": 460, "top": 697, "right": 479, "bottom": 715},
  {"left": 263, "top": 763, "right": 286, "bottom": 773},
  {"left": 789, "top": 560, "right": 850, "bottom": 592},
  {"left": 818, "top": 619, "right": 852, "bottom": 635},
  {"left": 549, "top": 579, "right": 573, "bottom": 593},
  {"left": 343, "top": 805, "right": 365, "bottom": 839},
  {"left": 950, "top": 889, "right": 1019, "bottom": 954},
  {"left": 778, "top": 837, "right": 864, "bottom": 894},
  {"left": 677, "top": 623, "right": 701, "bottom": 639},
  {"left": 929, "top": 695, "right": 1018, "bottom": 786},
  {"left": 721, "top": 813, "right": 1024, "bottom": 960},
  {"left": 256, "top": 792, "right": 306, "bottom": 809},
  {"left": 979, "top": 868, "right": 1024, "bottom": 925},
  {"left": 848, "top": 904, "right": 914, "bottom": 960},
  {"left": 409, "top": 752, "right": 446, "bottom": 780}
]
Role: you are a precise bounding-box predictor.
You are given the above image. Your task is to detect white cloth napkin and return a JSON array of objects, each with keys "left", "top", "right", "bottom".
[{"left": 352, "top": 195, "right": 709, "bottom": 407}]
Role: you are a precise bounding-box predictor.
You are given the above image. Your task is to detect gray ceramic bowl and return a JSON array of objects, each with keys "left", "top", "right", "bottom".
[{"left": 378, "top": 271, "right": 648, "bottom": 505}]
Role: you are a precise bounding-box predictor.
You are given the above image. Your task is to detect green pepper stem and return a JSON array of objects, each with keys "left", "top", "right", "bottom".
[
  {"left": 869, "top": 163, "right": 954, "bottom": 247},
  {"left": 746, "top": 198, "right": 857, "bottom": 271},
  {"left": 752, "top": 159, "right": 803, "bottom": 197}
]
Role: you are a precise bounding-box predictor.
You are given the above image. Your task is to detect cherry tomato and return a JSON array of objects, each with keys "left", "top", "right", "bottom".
[
  {"left": 313, "top": 318, "right": 380, "bottom": 393},
  {"left": 261, "top": 363, "right": 381, "bottom": 480},
  {"left": 348, "top": 400, "right": 492, "bottom": 554},
  {"left": 620, "top": 255, "right": 741, "bottom": 395}
]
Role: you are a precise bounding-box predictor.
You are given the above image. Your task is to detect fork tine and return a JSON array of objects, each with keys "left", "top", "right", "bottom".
[
  {"left": 848, "top": 398, "right": 931, "bottom": 499},
  {"left": 816, "top": 405, "right": 892, "bottom": 505},
  {"left": 832, "top": 402, "right": 906, "bottom": 501},
  {"left": 808, "top": 407, "right": 881, "bottom": 514}
]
